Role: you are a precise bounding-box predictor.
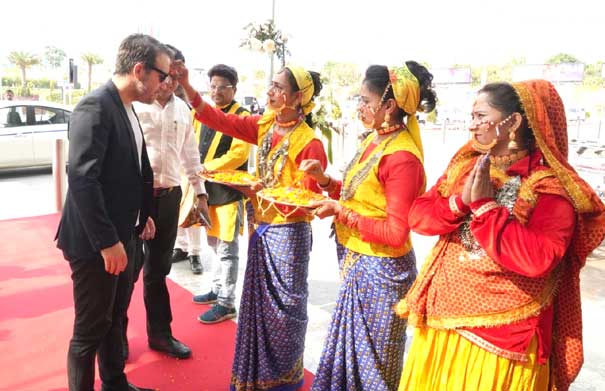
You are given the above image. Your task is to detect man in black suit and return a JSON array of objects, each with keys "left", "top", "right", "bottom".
[{"left": 56, "top": 33, "right": 171, "bottom": 391}]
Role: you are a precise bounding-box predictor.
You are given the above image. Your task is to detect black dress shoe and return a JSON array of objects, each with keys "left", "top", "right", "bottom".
[
  {"left": 148, "top": 336, "right": 192, "bottom": 359},
  {"left": 101, "top": 382, "right": 154, "bottom": 391},
  {"left": 170, "top": 248, "right": 189, "bottom": 263},
  {"left": 189, "top": 255, "right": 203, "bottom": 275},
  {"left": 127, "top": 383, "right": 155, "bottom": 391}
]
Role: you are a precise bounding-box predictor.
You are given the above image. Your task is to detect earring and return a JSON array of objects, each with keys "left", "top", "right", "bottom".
[
  {"left": 508, "top": 128, "right": 519, "bottom": 150},
  {"left": 381, "top": 112, "right": 390, "bottom": 129}
]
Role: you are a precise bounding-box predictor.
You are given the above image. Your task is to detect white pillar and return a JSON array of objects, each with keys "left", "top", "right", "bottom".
[{"left": 52, "top": 138, "right": 67, "bottom": 212}]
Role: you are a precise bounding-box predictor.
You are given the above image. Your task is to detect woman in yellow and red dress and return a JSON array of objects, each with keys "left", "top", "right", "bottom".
[
  {"left": 397, "top": 80, "right": 605, "bottom": 391},
  {"left": 176, "top": 62, "right": 327, "bottom": 391},
  {"left": 301, "top": 62, "right": 436, "bottom": 391}
]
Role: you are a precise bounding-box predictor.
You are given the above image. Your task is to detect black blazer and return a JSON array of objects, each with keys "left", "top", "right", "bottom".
[{"left": 56, "top": 80, "right": 153, "bottom": 260}]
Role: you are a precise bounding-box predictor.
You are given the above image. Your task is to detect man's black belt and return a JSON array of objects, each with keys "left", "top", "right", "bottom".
[{"left": 153, "top": 186, "right": 178, "bottom": 198}]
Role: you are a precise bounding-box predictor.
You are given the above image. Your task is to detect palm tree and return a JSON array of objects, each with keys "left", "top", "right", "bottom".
[
  {"left": 8, "top": 51, "right": 40, "bottom": 89},
  {"left": 81, "top": 53, "right": 104, "bottom": 92}
]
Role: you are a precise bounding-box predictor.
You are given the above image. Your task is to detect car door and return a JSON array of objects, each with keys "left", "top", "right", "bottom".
[
  {"left": 0, "top": 105, "right": 35, "bottom": 168},
  {"left": 32, "top": 106, "right": 69, "bottom": 165}
]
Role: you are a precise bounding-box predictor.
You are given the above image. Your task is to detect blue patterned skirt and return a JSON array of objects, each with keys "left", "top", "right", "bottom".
[
  {"left": 230, "top": 222, "right": 312, "bottom": 391},
  {"left": 311, "top": 244, "right": 417, "bottom": 391}
]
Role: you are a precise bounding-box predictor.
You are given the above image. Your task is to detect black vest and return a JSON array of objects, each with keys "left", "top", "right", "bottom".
[{"left": 199, "top": 103, "right": 249, "bottom": 206}]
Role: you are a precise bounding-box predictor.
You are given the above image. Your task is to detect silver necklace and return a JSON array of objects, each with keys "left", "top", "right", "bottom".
[
  {"left": 457, "top": 175, "right": 521, "bottom": 258},
  {"left": 257, "top": 122, "right": 301, "bottom": 187},
  {"left": 340, "top": 133, "right": 397, "bottom": 201}
]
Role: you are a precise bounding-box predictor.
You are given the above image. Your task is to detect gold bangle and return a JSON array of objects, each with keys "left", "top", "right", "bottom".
[
  {"left": 472, "top": 201, "right": 499, "bottom": 218},
  {"left": 318, "top": 175, "right": 331, "bottom": 189},
  {"left": 449, "top": 195, "right": 465, "bottom": 217}
]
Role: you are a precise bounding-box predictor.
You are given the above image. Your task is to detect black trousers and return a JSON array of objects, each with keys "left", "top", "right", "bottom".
[
  {"left": 125, "top": 187, "right": 182, "bottom": 339},
  {"left": 66, "top": 237, "right": 137, "bottom": 391}
]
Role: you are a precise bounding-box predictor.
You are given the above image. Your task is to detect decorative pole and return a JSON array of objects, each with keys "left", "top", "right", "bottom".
[{"left": 268, "top": 0, "right": 276, "bottom": 84}]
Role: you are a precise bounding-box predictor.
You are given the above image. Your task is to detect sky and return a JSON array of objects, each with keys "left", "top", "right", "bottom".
[{"left": 1, "top": 0, "right": 604, "bottom": 81}]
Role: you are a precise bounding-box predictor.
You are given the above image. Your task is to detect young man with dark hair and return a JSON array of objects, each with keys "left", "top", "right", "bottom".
[{"left": 192, "top": 64, "right": 250, "bottom": 323}]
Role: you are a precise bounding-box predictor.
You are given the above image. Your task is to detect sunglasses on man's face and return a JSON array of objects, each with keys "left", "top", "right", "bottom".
[{"left": 149, "top": 65, "right": 170, "bottom": 82}]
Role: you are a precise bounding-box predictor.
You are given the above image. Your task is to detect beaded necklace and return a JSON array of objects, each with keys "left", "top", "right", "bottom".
[
  {"left": 376, "top": 123, "right": 404, "bottom": 136},
  {"left": 340, "top": 132, "right": 398, "bottom": 201},
  {"left": 275, "top": 115, "right": 303, "bottom": 128},
  {"left": 257, "top": 121, "right": 302, "bottom": 187}
]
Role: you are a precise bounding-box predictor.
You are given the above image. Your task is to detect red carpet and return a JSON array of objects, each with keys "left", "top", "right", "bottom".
[{"left": 0, "top": 214, "right": 313, "bottom": 391}]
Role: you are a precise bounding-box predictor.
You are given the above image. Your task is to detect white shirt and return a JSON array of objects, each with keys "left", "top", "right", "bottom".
[
  {"left": 123, "top": 102, "right": 143, "bottom": 170},
  {"left": 134, "top": 95, "right": 205, "bottom": 195},
  {"left": 123, "top": 102, "right": 144, "bottom": 226}
]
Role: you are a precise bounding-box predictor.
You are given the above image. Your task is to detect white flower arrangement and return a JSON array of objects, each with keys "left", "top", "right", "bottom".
[
  {"left": 241, "top": 20, "right": 289, "bottom": 65},
  {"left": 262, "top": 39, "right": 276, "bottom": 54}
]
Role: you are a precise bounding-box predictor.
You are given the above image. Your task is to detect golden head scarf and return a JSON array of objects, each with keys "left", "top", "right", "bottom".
[
  {"left": 285, "top": 65, "right": 315, "bottom": 116},
  {"left": 388, "top": 65, "right": 423, "bottom": 162},
  {"left": 512, "top": 79, "right": 605, "bottom": 391}
]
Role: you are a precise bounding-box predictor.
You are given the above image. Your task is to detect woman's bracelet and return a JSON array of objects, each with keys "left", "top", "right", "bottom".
[
  {"left": 472, "top": 201, "right": 499, "bottom": 218},
  {"left": 318, "top": 175, "right": 332, "bottom": 189},
  {"left": 337, "top": 207, "right": 359, "bottom": 229}
]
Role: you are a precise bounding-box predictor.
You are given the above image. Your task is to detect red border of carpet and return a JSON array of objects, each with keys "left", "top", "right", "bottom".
[{"left": 0, "top": 214, "right": 313, "bottom": 391}]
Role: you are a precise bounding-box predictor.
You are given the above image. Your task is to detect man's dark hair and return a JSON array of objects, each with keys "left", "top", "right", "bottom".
[
  {"left": 114, "top": 34, "right": 170, "bottom": 75},
  {"left": 207, "top": 64, "right": 239, "bottom": 87},
  {"left": 165, "top": 44, "right": 185, "bottom": 63}
]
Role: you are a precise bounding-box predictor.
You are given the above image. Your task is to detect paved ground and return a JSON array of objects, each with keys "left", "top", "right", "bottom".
[{"left": 1, "top": 129, "right": 604, "bottom": 390}]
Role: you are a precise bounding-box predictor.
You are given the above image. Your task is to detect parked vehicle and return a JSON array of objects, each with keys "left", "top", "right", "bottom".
[
  {"left": 0, "top": 100, "right": 71, "bottom": 169},
  {"left": 239, "top": 96, "right": 264, "bottom": 114}
]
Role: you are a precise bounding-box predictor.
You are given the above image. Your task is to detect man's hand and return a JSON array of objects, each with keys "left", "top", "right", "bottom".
[
  {"left": 139, "top": 216, "right": 156, "bottom": 240},
  {"left": 100, "top": 241, "right": 127, "bottom": 275},
  {"left": 196, "top": 195, "right": 211, "bottom": 227}
]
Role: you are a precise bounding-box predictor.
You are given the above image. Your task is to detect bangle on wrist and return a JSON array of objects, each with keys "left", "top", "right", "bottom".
[
  {"left": 449, "top": 195, "right": 465, "bottom": 217},
  {"left": 472, "top": 200, "right": 498, "bottom": 218},
  {"left": 318, "top": 175, "right": 331, "bottom": 189}
]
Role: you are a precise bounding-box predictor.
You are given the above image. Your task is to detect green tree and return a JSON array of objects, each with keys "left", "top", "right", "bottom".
[
  {"left": 546, "top": 53, "right": 580, "bottom": 64},
  {"left": 8, "top": 51, "right": 40, "bottom": 90},
  {"left": 81, "top": 53, "right": 104, "bottom": 92},
  {"left": 469, "top": 57, "right": 527, "bottom": 86},
  {"left": 582, "top": 61, "right": 605, "bottom": 89},
  {"left": 321, "top": 62, "right": 361, "bottom": 88},
  {"left": 45, "top": 46, "right": 66, "bottom": 68}
]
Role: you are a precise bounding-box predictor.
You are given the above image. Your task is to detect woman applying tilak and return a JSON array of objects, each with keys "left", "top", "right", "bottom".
[{"left": 175, "top": 62, "right": 327, "bottom": 391}]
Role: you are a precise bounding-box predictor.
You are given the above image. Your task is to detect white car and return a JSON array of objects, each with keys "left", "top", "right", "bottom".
[{"left": 0, "top": 100, "right": 71, "bottom": 169}]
